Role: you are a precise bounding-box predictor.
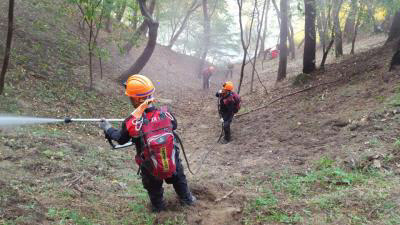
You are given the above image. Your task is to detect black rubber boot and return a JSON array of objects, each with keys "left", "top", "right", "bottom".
[
  {"left": 223, "top": 121, "right": 231, "bottom": 143},
  {"left": 151, "top": 201, "right": 166, "bottom": 213},
  {"left": 149, "top": 191, "right": 166, "bottom": 212},
  {"left": 172, "top": 177, "right": 197, "bottom": 206},
  {"left": 180, "top": 192, "right": 197, "bottom": 206}
]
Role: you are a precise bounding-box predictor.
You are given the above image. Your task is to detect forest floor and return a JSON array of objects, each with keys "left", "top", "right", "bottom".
[{"left": 1, "top": 1, "right": 400, "bottom": 225}]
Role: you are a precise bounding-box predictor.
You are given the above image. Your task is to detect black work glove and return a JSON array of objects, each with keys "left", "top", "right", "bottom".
[{"left": 99, "top": 118, "right": 112, "bottom": 132}]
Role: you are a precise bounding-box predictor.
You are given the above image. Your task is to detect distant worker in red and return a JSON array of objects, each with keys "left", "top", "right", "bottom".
[
  {"left": 270, "top": 44, "right": 280, "bottom": 59},
  {"left": 225, "top": 63, "right": 234, "bottom": 79},
  {"left": 99, "top": 75, "right": 196, "bottom": 212},
  {"left": 215, "top": 81, "right": 241, "bottom": 144},
  {"left": 202, "top": 66, "right": 215, "bottom": 90}
]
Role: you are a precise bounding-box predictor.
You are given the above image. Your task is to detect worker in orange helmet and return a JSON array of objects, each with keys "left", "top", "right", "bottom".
[
  {"left": 215, "top": 81, "right": 241, "bottom": 144},
  {"left": 99, "top": 75, "right": 196, "bottom": 212},
  {"left": 202, "top": 66, "right": 216, "bottom": 89}
]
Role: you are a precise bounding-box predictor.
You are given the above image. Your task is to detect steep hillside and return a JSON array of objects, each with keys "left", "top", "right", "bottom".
[
  {"left": 180, "top": 43, "right": 400, "bottom": 224},
  {"left": 1, "top": 0, "right": 400, "bottom": 225}
]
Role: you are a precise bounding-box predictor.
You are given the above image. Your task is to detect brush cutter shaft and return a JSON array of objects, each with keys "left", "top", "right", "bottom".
[{"left": 68, "top": 118, "right": 124, "bottom": 122}]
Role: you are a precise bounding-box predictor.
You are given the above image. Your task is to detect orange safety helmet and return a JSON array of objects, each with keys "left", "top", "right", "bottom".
[
  {"left": 223, "top": 81, "right": 234, "bottom": 91},
  {"left": 125, "top": 74, "right": 155, "bottom": 98}
]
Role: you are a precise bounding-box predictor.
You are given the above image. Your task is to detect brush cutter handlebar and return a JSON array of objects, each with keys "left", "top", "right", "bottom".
[{"left": 106, "top": 135, "right": 134, "bottom": 149}]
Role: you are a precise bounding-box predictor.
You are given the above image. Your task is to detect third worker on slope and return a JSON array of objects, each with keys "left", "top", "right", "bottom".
[{"left": 215, "top": 81, "right": 241, "bottom": 144}]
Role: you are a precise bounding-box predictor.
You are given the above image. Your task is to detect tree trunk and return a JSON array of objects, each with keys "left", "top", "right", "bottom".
[
  {"left": 116, "top": 0, "right": 127, "bottom": 22},
  {"left": 198, "top": 0, "right": 211, "bottom": 80},
  {"left": 277, "top": 0, "right": 288, "bottom": 82},
  {"left": 343, "top": 0, "right": 357, "bottom": 43},
  {"left": 237, "top": 0, "right": 256, "bottom": 94},
  {"left": 366, "top": 0, "right": 379, "bottom": 33},
  {"left": 119, "top": 0, "right": 159, "bottom": 83},
  {"left": 99, "top": 56, "right": 103, "bottom": 79},
  {"left": 389, "top": 39, "right": 400, "bottom": 71},
  {"left": 167, "top": 0, "right": 200, "bottom": 49},
  {"left": 316, "top": 10, "right": 325, "bottom": 52},
  {"left": 105, "top": 16, "right": 112, "bottom": 32},
  {"left": 333, "top": 0, "right": 343, "bottom": 58},
  {"left": 271, "top": 0, "right": 281, "bottom": 26},
  {"left": 0, "top": 0, "right": 15, "bottom": 95},
  {"left": 303, "top": 0, "right": 316, "bottom": 74},
  {"left": 317, "top": 0, "right": 330, "bottom": 53},
  {"left": 142, "top": 0, "right": 156, "bottom": 34},
  {"left": 260, "top": 0, "right": 271, "bottom": 55},
  {"left": 237, "top": 0, "right": 245, "bottom": 94},
  {"left": 76, "top": 0, "right": 104, "bottom": 90},
  {"left": 251, "top": 0, "right": 267, "bottom": 92},
  {"left": 297, "top": 37, "right": 305, "bottom": 49},
  {"left": 103, "top": 0, "right": 113, "bottom": 33},
  {"left": 387, "top": 10, "right": 400, "bottom": 44},
  {"left": 88, "top": 19, "right": 94, "bottom": 90},
  {"left": 350, "top": 1, "right": 361, "bottom": 55},
  {"left": 288, "top": 13, "right": 295, "bottom": 59},
  {"left": 320, "top": 30, "right": 334, "bottom": 69},
  {"left": 123, "top": 0, "right": 156, "bottom": 54}
]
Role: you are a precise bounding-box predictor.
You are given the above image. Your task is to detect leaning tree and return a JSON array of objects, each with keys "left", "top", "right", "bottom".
[
  {"left": 119, "top": 0, "right": 159, "bottom": 83},
  {"left": 123, "top": 0, "right": 156, "bottom": 54}
]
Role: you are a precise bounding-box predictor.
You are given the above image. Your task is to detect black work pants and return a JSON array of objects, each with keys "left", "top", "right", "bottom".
[
  {"left": 225, "top": 70, "right": 233, "bottom": 79},
  {"left": 223, "top": 118, "right": 232, "bottom": 141},
  {"left": 140, "top": 149, "right": 191, "bottom": 208},
  {"left": 203, "top": 76, "right": 210, "bottom": 89}
]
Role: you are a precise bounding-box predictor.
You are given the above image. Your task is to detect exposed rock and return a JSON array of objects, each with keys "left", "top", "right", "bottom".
[
  {"left": 344, "top": 152, "right": 385, "bottom": 170},
  {"left": 373, "top": 125, "right": 384, "bottom": 131},
  {"left": 372, "top": 159, "right": 382, "bottom": 168},
  {"left": 348, "top": 123, "right": 361, "bottom": 131},
  {"left": 393, "top": 108, "right": 400, "bottom": 114},
  {"left": 332, "top": 120, "right": 349, "bottom": 127}
]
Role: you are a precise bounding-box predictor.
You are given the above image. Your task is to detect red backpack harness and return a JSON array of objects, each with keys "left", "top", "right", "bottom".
[
  {"left": 223, "top": 92, "right": 241, "bottom": 114},
  {"left": 126, "top": 106, "right": 177, "bottom": 179}
]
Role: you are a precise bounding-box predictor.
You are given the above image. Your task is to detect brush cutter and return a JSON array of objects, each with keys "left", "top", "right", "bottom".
[{"left": 64, "top": 117, "right": 193, "bottom": 173}]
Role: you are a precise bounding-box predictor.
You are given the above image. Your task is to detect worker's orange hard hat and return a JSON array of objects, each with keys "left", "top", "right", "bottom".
[
  {"left": 223, "top": 81, "right": 234, "bottom": 91},
  {"left": 125, "top": 74, "right": 155, "bottom": 98}
]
